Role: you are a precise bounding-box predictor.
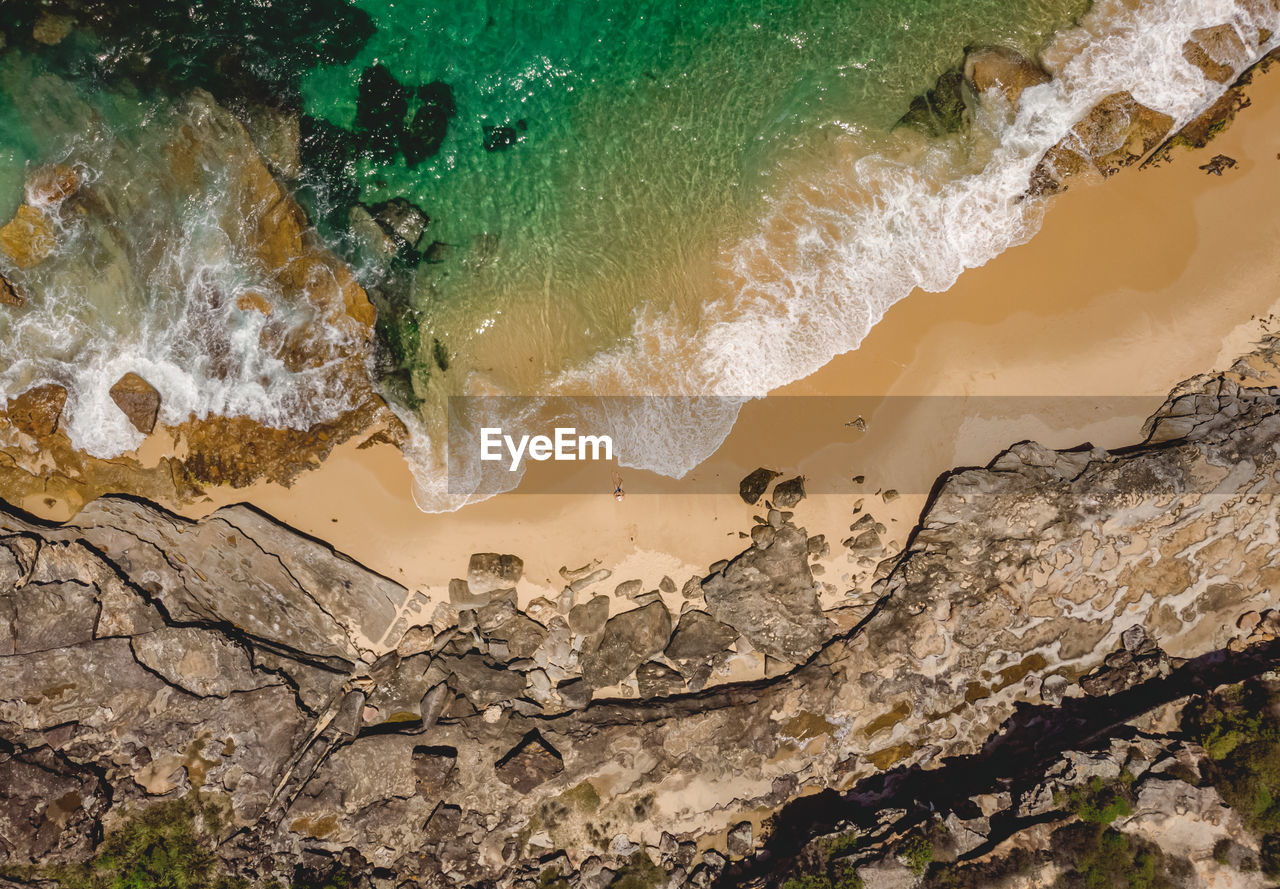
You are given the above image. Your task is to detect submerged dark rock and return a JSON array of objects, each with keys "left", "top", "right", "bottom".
[
  {"left": 403, "top": 81, "right": 456, "bottom": 166},
  {"left": 898, "top": 68, "right": 968, "bottom": 135},
  {"left": 483, "top": 119, "right": 527, "bottom": 151},
  {"left": 355, "top": 64, "right": 410, "bottom": 159}
]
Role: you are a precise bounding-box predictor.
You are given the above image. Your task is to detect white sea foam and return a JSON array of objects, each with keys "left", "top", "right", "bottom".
[
  {"left": 397, "top": 0, "right": 1278, "bottom": 512},
  {"left": 0, "top": 79, "right": 362, "bottom": 458}
]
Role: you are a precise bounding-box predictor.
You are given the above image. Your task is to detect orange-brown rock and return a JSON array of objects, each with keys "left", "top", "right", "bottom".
[
  {"left": 0, "top": 165, "right": 80, "bottom": 270},
  {"left": 27, "top": 165, "right": 80, "bottom": 205},
  {"left": 1182, "top": 24, "right": 1250, "bottom": 84},
  {"left": 0, "top": 205, "right": 58, "bottom": 270},
  {"left": 235, "top": 291, "right": 273, "bottom": 315},
  {"left": 109, "top": 373, "right": 161, "bottom": 435},
  {"left": 32, "top": 12, "right": 74, "bottom": 45},
  {"left": 5, "top": 384, "right": 68, "bottom": 438},
  {"left": 1029, "top": 91, "right": 1174, "bottom": 195},
  {"left": 0, "top": 92, "right": 396, "bottom": 513},
  {"left": 0, "top": 275, "right": 24, "bottom": 307},
  {"left": 964, "top": 46, "right": 1051, "bottom": 106}
]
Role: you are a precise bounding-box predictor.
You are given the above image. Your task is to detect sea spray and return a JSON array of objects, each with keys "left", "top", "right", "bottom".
[{"left": 0, "top": 66, "right": 364, "bottom": 457}]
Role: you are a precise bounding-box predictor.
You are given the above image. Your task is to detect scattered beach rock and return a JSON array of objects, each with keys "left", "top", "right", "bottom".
[
  {"left": 569, "top": 595, "right": 611, "bottom": 636},
  {"left": 525, "top": 597, "right": 560, "bottom": 625},
  {"left": 396, "top": 625, "right": 434, "bottom": 658},
  {"left": 1199, "top": 153, "right": 1238, "bottom": 175},
  {"left": 681, "top": 576, "right": 703, "bottom": 600},
  {"left": 963, "top": 45, "right": 1050, "bottom": 106},
  {"left": 5, "top": 384, "right": 67, "bottom": 438},
  {"left": 751, "top": 524, "right": 775, "bottom": 550},
  {"left": 614, "top": 579, "right": 644, "bottom": 599},
  {"left": 449, "top": 578, "right": 493, "bottom": 609},
  {"left": 726, "top": 821, "right": 753, "bottom": 858},
  {"left": 556, "top": 677, "right": 591, "bottom": 709},
  {"left": 570, "top": 567, "right": 612, "bottom": 593},
  {"left": 772, "top": 476, "right": 806, "bottom": 509},
  {"left": 109, "top": 373, "right": 162, "bottom": 435},
  {"left": 468, "top": 553, "right": 524, "bottom": 595},
  {"left": 738, "top": 467, "right": 780, "bottom": 505}
]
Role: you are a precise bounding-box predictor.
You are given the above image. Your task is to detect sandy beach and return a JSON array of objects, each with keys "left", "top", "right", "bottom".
[{"left": 180, "top": 65, "right": 1280, "bottom": 623}]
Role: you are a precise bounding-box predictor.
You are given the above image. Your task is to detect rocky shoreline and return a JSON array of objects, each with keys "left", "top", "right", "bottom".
[{"left": 6, "top": 339, "right": 1280, "bottom": 887}]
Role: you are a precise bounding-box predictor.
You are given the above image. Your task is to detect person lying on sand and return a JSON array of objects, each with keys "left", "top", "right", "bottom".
[{"left": 612, "top": 471, "right": 625, "bottom": 502}]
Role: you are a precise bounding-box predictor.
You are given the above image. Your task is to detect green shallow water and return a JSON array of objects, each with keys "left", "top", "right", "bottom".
[{"left": 298, "top": 0, "right": 1090, "bottom": 403}]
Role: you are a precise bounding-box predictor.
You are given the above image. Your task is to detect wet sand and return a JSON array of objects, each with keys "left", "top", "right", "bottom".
[{"left": 185, "top": 67, "right": 1280, "bottom": 616}]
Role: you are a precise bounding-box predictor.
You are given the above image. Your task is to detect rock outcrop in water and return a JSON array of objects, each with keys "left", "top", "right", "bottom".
[
  {"left": 0, "top": 89, "right": 403, "bottom": 515},
  {"left": 7, "top": 339, "right": 1280, "bottom": 886},
  {"left": 1028, "top": 92, "right": 1175, "bottom": 196}
]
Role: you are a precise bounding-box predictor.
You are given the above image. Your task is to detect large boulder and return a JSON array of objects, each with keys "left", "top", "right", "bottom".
[
  {"left": 580, "top": 600, "right": 673, "bottom": 688},
  {"left": 702, "top": 524, "right": 830, "bottom": 664},
  {"left": 664, "top": 609, "right": 738, "bottom": 682},
  {"left": 739, "top": 467, "right": 780, "bottom": 505},
  {"left": 468, "top": 553, "right": 524, "bottom": 595},
  {"left": 5, "top": 383, "right": 68, "bottom": 438},
  {"left": 964, "top": 46, "right": 1050, "bottom": 105},
  {"left": 402, "top": 81, "right": 455, "bottom": 167},
  {"left": 109, "top": 372, "right": 162, "bottom": 435},
  {"left": 772, "top": 475, "right": 807, "bottom": 508},
  {"left": 1029, "top": 92, "right": 1174, "bottom": 195}
]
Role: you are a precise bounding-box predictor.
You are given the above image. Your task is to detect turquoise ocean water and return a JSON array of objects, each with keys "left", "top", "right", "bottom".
[{"left": 0, "top": 0, "right": 1275, "bottom": 509}]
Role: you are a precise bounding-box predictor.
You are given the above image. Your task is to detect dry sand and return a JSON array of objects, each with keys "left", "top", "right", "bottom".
[{"left": 184, "top": 68, "right": 1280, "bottom": 621}]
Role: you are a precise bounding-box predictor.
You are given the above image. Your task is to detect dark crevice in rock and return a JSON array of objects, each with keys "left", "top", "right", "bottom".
[{"left": 722, "top": 635, "right": 1280, "bottom": 889}]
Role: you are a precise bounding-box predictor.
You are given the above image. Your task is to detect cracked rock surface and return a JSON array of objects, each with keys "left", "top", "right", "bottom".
[{"left": 6, "top": 341, "right": 1280, "bottom": 887}]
